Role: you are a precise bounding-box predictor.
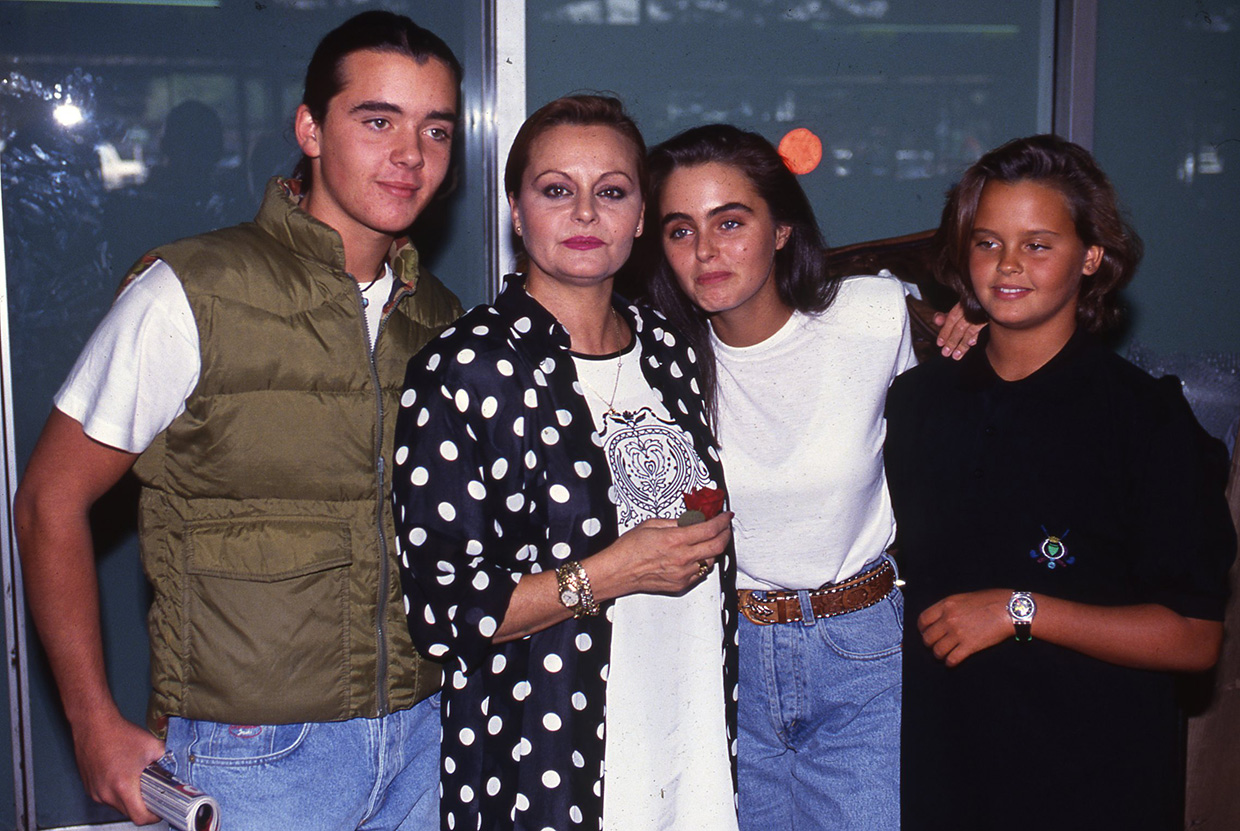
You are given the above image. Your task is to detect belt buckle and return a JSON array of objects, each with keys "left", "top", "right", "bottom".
[{"left": 739, "top": 591, "right": 779, "bottom": 625}]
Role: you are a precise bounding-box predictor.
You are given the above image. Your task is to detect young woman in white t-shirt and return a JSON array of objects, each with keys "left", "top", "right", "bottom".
[{"left": 642, "top": 124, "right": 935, "bottom": 831}]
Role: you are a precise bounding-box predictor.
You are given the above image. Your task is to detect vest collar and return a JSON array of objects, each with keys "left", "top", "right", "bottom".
[{"left": 258, "top": 177, "right": 422, "bottom": 295}]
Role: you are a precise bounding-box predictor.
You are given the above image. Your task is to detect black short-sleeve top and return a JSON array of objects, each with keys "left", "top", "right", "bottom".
[{"left": 884, "top": 330, "right": 1234, "bottom": 830}]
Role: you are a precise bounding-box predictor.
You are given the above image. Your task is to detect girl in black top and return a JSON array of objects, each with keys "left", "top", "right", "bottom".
[{"left": 885, "top": 135, "right": 1234, "bottom": 830}]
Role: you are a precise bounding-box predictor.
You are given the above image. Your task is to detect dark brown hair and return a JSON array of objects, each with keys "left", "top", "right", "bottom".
[
  {"left": 504, "top": 95, "right": 647, "bottom": 199},
  {"left": 641, "top": 124, "right": 840, "bottom": 422},
  {"left": 293, "top": 11, "right": 462, "bottom": 188},
  {"left": 936, "top": 134, "right": 1142, "bottom": 333}
]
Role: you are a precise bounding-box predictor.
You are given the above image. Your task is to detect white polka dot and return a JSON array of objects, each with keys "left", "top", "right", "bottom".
[
  {"left": 408, "top": 527, "right": 427, "bottom": 546},
  {"left": 543, "top": 654, "right": 563, "bottom": 673},
  {"left": 491, "top": 654, "right": 507, "bottom": 674},
  {"left": 445, "top": 755, "right": 456, "bottom": 774},
  {"left": 394, "top": 445, "right": 409, "bottom": 465},
  {"left": 542, "top": 712, "right": 562, "bottom": 731},
  {"left": 454, "top": 389, "right": 469, "bottom": 412},
  {"left": 514, "top": 316, "right": 531, "bottom": 333},
  {"left": 525, "top": 450, "right": 538, "bottom": 469},
  {"left": 466, "top": 539, "right": 483, "bottom": 555},
  {"left": 515, "top": 792, "right": 530, "bottom": 811},
  {"left": 549, "top": 484, "right": 570, "bottom": 503},
  {"left": 452, "top": 671, "right": 467, "bottom": 690},
  {"left": 690, "top": 378, "right": 701, "bottom": 394},
  {"left": 417, "top": 407, "right": 430, "bottom": 427},
  {"left": 575, "top": 633, "right": 592, "bottom": 651},
  {"left": 542, "top": 770, "right": 561, "bottom": 788},
  {"left": 427, "top": 353, "right": 441, "bottom": 371},
  {"left": 518, "top": 738, "right": 533, "bottom": 758},
  {"left": 467, "top": 480, "right": 486, "bottom": 500},
  {"left": 572, "top": 751, "right": 585, "bottom": 768},
  {"left": 439, "top": 441, "right": 458, "bottom": 461},
  {"left": 590, "top": 431, "right": 604, "bottom": 447},
  {"left": 478, "top": 616, "right": 497, "bottom": 637},
  {"left": 428, "top": 643, "right": 448, "bottom": 657},
  {"left": 533, "top": 369, "right": 547, "bottom": 387},
  {"left": 573, "top": 461, "right": 592, "bottom": 478},
  {"left": 473, "top": 572, "right": 490, "bottom": 591},
  {"left": 552, "top": 542, "right": 572, "bottom": 560},
  {"left": 472, "top": 324, "right": 490, "bottom": 336},
  {"left": 523, "top": 388, "right": 538, "bottom": 409},
  {"left": 506, "top": 493, "right": 525, "bottom": 512},
  {"left": 516, "top": 544, "right": 537, "bottom": 561},
  {"left": 460, "top": 785, "right": 474, "bottom": 802},
  {"left": 512, "top": 416, "right": 525, "bottom": 437},
  {"left": 458, "top": 348, "right": 476, "bottom": 364},
  {"left": 480, "top": 396, "right": 498, "bottom": 419},
  {"left": 687, "top": 346, "right": 697, "bottom": 362},
  {"left": 541, "top": 426, "right": 560, "bottom": 445},
  {"left": 513, "top": 681, "right": 532, "bottom": 701},
  {"left": 422, "top": 605, "right": 436, "bottom": 625},
  {"left": 459, "top": 727, "right": 475, "bottom": 746},
  {"left": 400, "top": 389, "right": 417, "bottom": 408},
  {"left": 570, "top": 806, "right": 583, "bottom": 823},
  {"left": 487, "top": 716, "right": 503, "bottom": 735},
  {"left": 491, "top": 458, "right": 508, "bottom": 478},
  {"left": 540, "top": 357, "right": 556, "bottom": 374},
  {"left": 664, "top": 331, "right": 677, "bottom": 346},
  {"left": 556, "top": 409, "right": 572, "bottom": 426},
  {"left": 438, "top": 502, "right": 456, "bottom": 521},
  {"left": 410, "top": 466, "right": 429, "bottom": 486},
  {"left": 582, "top": 518, "right": 602, "bottom": 537},
  {"left": 571, "top": 691, "right": 587, "bottom": 710},
  {"left": 497, "top": 359, "right": 514, "bottom": 376}
]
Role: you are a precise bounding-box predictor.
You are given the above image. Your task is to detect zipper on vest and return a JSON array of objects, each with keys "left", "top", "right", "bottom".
[{"left": 355, "top": 279, "right": 391, "bottom": 716}]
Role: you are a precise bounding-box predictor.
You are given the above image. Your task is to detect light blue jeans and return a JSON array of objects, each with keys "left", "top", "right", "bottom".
[
  {"left": 738, "top": 582, "right": 902, "bottom": 831},
  {"left": 162, "top": 693, "right": 440, "bottom": 831}
]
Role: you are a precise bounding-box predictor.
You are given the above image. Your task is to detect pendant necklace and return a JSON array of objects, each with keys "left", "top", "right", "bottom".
[
  {"left": 577, "top": 308, "right": 625, "bottom": 416},
  {"left": 353, "top": 267, "right": 386, "bottom": 308}
]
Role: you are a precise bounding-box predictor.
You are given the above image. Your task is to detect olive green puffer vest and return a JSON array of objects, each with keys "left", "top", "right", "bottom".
[{"left": 132, "top": 179, "right": 461, "bottom": 731}]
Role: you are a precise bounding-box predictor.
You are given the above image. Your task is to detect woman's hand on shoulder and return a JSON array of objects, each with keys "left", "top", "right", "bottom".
[
  {"left": 587, "top": 513, "right": 733, "bottom": 599},
  {"left": 933, "top": 302, "right": 985, "bottom": 360},
  {"left": 917, "top": 588, "right": 1012, "bottom": 667}
]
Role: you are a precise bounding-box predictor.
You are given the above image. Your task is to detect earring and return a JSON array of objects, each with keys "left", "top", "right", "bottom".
[{"left": 515, "top": 224, "right": 522, "bottom": 236}]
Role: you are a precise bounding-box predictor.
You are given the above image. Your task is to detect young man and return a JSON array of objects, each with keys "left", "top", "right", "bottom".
[{"left": 13, "top": 12, "right": 463, "bottom": 828}]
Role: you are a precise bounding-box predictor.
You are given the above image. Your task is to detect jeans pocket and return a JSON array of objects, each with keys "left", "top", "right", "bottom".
[
  {"left": 817, "top": 590, "right": 903, "bottom": 660},
  {"left": 186, "top": 720, "right": 314, "bottom": 768}
]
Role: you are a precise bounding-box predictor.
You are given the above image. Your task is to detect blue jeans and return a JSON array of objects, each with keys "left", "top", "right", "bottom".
[
  {"left": 738, "top": 584, "right": 902, "bottom": 831},
  {"left": 162, "top": 693, "right": 441, "bottom": 831}
]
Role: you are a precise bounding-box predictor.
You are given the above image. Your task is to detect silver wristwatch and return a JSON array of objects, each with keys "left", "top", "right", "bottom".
[{"left": 1007, "top": 591, "right": 1036, "bottom": 642}]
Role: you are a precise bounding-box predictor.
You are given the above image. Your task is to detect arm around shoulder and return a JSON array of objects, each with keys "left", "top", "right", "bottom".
[{"left": 14, "top": 409, "right": 164, "bottom": 824}]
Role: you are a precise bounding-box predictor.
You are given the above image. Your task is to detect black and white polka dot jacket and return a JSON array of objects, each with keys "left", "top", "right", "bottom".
[{"left": 393, "top": 275, "right": 738, "bottom": 831}]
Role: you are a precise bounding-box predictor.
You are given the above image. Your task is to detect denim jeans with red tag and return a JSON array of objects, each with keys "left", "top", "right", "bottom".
[
  {"left": 162, "top": 692, "right": 440, "bottom": 830},
  {"left": 738, "top": 586, "right": 902, "bottom": 831}
]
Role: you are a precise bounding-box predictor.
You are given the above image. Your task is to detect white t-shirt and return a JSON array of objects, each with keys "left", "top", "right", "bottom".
[
  {"left": 573, "top": 339, "right": 738, "bottom": 831},
  {"left": 55, "top": 259, "right": 393, "bottom": 452},
  {"left": 714, "top": 274, "right": 916, "bottom": 591}
]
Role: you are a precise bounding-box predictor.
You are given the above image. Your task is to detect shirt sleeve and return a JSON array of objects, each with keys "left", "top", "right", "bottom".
[
  {"left": 1129, "top": 376, "right": 1235, "bottom": 620},
  {"left": 54, "top": 259, "right": 201, "bottom": 453},
  {"left": 392, "top": 334, "right": 533, "bottom": 674}
]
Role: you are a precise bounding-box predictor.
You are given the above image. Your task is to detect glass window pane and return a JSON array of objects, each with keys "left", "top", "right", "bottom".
[
  {"left": 527, "top": 0, "right": 1053, "bottom": 247},
  {"left": 1095, "top": 0, "right": 1240, "bottom": 356}
]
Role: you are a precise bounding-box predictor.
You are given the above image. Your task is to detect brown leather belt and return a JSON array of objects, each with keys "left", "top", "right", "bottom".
[{"left": 738, "top": 559, "right": 895, "bottom": 625}]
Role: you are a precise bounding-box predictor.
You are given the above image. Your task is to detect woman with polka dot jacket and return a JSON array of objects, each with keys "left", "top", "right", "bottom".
[{"left": 392, "top": 96, "right": 740, "bottom": 831}]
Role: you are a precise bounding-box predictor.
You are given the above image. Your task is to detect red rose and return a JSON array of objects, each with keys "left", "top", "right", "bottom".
[{"left": 682, "top": 487, "right": 726, "bottom": 520}]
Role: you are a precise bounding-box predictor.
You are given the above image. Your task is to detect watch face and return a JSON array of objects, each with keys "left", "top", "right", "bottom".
[
  {"left": 560, "top": 589, "right": 580, "bottom": 608},
  {"left": 1009, "top": 594, "right": 1035, "bottom": 621}
]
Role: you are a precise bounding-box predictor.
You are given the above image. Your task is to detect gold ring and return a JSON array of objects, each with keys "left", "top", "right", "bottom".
[{"left": 697, "top": 561, "right": 709, "bottom": 577}]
